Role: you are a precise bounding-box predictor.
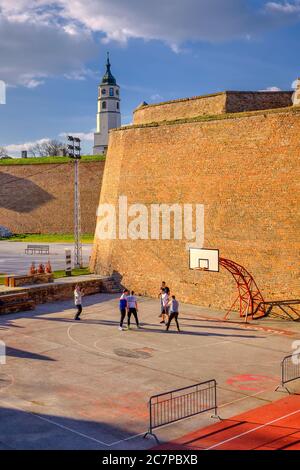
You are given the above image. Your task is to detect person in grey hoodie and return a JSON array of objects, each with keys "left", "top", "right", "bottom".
[{"left": 165, "top": 295, "right": 180, "bottom": 332}]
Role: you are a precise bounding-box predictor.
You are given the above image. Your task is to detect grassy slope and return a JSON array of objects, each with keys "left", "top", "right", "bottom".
[
  {"left": 0, "top": 235, "right": 93, "bottom": 284},
  {"left": 0, "top": 155, "right": 105, "bottom": 165},
  {"left": 0, "top": 267, "right": 91, "bottom": 284},
  {"left": 0, "top": 233, "right": 94, "bottom": 243}
]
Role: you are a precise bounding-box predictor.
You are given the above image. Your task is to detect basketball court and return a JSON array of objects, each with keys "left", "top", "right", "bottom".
[
  {"left": 154, "top": 394, "right": 300, "bottom": 450},
  {"left": 0, "top": 289, "right": 299, "bottom": 450}
]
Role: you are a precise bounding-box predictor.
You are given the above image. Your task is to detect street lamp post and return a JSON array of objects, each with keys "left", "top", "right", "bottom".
[{"left": 67, "top": 135, "right": 82, "bottom": 269}]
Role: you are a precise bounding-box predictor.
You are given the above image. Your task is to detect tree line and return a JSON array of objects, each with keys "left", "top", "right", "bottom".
[{"left": 0, "top": 140, "right": 67, "bottom": 159}]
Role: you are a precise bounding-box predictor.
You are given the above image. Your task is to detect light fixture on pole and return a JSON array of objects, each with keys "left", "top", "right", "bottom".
[{"left": 67, "top": 135, "right": 82, "bottom": 269}]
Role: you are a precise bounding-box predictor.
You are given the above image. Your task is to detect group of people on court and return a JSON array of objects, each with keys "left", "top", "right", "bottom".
[
  {"left": 73, "top": 281, "right": 180, "bottom": 332},
  {"left": 118, "top": 281, "right": 180, "bottom": 332}
]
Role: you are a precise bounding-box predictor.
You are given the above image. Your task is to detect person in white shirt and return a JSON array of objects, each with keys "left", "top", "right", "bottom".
[
  {"left": 165, "top": 295, "right": 180, "bottom": 332},
  {"left": 160, "top": 291, "right": 170, "bottom": 324},
  {"left": 126, "top": 290, "right": 141, "bottom": 329},
  {"left": 74, "top": 284, "right": 84, "bottom": 320}
]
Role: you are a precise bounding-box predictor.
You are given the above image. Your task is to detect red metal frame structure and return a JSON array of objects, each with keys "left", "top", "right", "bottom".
[{"left": 219, "top": 258, "right": 267, "bottom": 320}]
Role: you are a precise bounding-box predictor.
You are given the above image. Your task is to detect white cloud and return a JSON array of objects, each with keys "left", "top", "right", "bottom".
[
  {"left": 150, "top": 93, "right": 164, "bottom": 102},
  {"left": 260, "top": 86, "right": 282, "bottom": 91},
  {"left": 266, "top": 1, "right": 300, "bottom": 14},
  {"left": 5, "top": 138, "right": 50, "bottom": 157},
  {"left": 0, "top": 0, "right": 299, "bottom": 88},
  {"left": 58, "top": 0, "right": 268, "bottom": 44},
  {"left": 0, "top": 3, "right": 97, "bottom": 87},
  {"left": 5, "top": 132, "right": 95, "bottom": 157},
  {"left": 59, "top": 131, "right": 94, "bottom": 141}
]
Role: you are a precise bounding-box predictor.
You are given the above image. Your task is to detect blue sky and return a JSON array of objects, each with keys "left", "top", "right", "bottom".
[{"left": 0, "top": 0, "right": 299, "bottom": 156}]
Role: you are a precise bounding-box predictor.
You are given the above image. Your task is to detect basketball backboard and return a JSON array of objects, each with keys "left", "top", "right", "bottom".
[{"left": 189, "top": 248, "right": 219, "bottom": 272}]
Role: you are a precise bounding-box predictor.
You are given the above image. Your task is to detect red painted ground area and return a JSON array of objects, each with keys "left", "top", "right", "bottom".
[{"left": 154, "top": 395, "right": 300, "bottom": 450}]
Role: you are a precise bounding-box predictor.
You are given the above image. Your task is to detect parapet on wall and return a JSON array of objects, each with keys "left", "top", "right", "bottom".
[
  {"left": 133, "top": 91, "right": 293, "bottom": 125},
  {"left": 0, "top": 161, "right": 105, "bottom": 234},
  {"left": 91, "top": 107, "right": 300, "bottom": 310}
]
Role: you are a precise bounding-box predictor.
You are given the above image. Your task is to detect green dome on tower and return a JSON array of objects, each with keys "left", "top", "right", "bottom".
[{"left": 101, "top": 52, "right": 117, "bottom": 86}]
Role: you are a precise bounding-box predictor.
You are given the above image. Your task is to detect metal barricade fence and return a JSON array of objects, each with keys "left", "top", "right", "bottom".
[
  {"left": 144, "top": 379, "right": 219, "bottom": 443},
  {"left": 276, "top": 354, "right": 300, "bottom": 393}
]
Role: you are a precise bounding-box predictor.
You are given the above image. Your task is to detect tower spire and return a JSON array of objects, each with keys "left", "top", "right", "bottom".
[{"left": 101, "top": 51, "right": 116, "bottom": 85}]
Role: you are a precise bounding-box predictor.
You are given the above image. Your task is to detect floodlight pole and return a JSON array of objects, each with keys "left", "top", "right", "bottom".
[
  {"left": 74, "top": 156, "right": 82, "bottom": 268},
  {"left": 67, "top": 135, "right": 82, "bottom": 269}
]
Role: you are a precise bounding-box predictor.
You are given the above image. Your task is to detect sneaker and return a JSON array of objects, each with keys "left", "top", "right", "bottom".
[
  {"left": 137, "top": 325, "right": 142, "bottom": 329},
  {"left": 118, "top": 326, "right": 123, "bottom": 331},
  {"left": 74, "top": 317, "right": 81, "bottom": 321},
  {"left": 127, "top": 325, "right": 131, "bottom": 330},
  {"left": 160, "top": 320, "right": 165, "bottom": 324}
]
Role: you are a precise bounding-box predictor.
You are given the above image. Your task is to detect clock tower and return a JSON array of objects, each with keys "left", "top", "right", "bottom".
[{"left": 93, "top": 53, "right": 121, "bottom": 154}]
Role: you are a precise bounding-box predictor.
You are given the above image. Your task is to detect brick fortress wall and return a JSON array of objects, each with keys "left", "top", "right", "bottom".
[
  {"left": 133, "top": 91, "right": 293, "bottom": 125},
  {"left": 91, "top": 107, "right": 300, "bottom": 310},
  {"left": 0, "top": 161, "right": 105, "bottom": 234}
]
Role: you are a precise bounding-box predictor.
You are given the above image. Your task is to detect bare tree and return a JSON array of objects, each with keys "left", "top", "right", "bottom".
[
  {"left": 28, "top": 140, "right": 66, "bottom": 157},
  {"left": 0, "top": 146, "right": 10, "bottom": 159},
  {"left": 27, "top": 143, "right": 41, "bottom": 157}
]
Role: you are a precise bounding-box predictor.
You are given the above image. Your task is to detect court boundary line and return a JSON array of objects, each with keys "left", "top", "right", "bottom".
[
  {"left": 205, "top": 407, "right": 300, "bottom": 450},
  {"left": 0, "top": 396, "right": 145, "bottom": 448},
  {"left": 0, "top": 299, "right": 291, "bottom": 449}
]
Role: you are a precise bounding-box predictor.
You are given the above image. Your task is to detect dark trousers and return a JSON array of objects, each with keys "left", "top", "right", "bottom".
[
  {"left": 166, "top": 312, "right": 180, "bottom": 331},
  {"left": 75, "top": 304, "right": 82, "bottom": 319},
  {"left": 128, "top": 308, "right": 139, "bottom": 327},
  {"left": 120, "top": 308, "right": 126, "bottom": 327}
]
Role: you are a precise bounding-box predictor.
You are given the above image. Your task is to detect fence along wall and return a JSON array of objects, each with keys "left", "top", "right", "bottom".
[
  {"left": 0, "top": 161, "right": 105, "bottom": 234},
  {"left": 91, "top": 108, "right": 300, "bottom": 310},
  {"left": 133, "top": 91, "right": 293, "bottom": 125}
]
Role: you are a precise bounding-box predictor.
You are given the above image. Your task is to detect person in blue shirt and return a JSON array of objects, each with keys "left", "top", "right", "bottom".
[{"left": 119, "top": 289, "right": 129, "bottom": 330}]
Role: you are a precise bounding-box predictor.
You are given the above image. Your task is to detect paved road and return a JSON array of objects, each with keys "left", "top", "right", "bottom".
[{"left": 0, "top": 241, "right": 92, "bottom": 274}]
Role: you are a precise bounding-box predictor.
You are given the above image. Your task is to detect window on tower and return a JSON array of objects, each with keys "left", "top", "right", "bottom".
[
  {"left": 117, "top": 102, "right": 119, "bottom": 110},
  {"left": 109, "top": 87, "right": 114, "bottom": 96},
  {"left": 101, "top": 88, "right": 106, "bottom": 95},
  {"left": 102, "top": 101, "right": 107, "bottom": 109},
  {"left": 116, "top": 89, "right": 119, "bottom": 96}
]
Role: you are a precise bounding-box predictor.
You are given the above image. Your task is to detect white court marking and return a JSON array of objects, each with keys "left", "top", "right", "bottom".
[
  {"left": 0, "top": 298, "right": 287, "bottom": 449},
  {"left": 0, "top": 396, "right": 145, "bottom": 447},
  {"left": 205, "top": 408, "right": 300, "bottom": 450},
  {"left": 65, "top": 315, "right": 281, "bottom": 447}
]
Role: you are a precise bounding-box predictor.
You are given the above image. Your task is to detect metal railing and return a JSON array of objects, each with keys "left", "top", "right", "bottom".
[
  {"left": 254, "top": 299, "right": 300, "bottom": 321},
  {"left": 276, "top": 354, "right": 300, "bottom": 393},
  {"left": 144, "top": 379, "right": 219, "bottom": 443}
]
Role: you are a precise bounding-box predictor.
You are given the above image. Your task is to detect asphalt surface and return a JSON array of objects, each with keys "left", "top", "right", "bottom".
[
  {"left": 0, "top": 241, "right": 92, "bottom": 274},
  {"left": 0, "top": 293, "right": 299, "bottom": 449}
]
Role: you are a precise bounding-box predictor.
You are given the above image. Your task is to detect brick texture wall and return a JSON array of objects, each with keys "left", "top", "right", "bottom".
[
  {"left": 133, "top": 91, "right": 293, "bottom": 125},
  {"left": 91, "top": 108, "right": 300, "bottom": 310},
  {"left": 133, "top": 93, "right": 226, "bottom": 125},
  {"left": 0, "top": 161, "right": 105, "bottom": 234},
  {"left": 226, "top": 91, "right": 293, "bottom": 113}
]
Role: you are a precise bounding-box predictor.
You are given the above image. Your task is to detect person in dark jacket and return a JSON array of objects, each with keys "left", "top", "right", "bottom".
[{"left": 119, "top": 289, "right": 129, "bottom": 330}]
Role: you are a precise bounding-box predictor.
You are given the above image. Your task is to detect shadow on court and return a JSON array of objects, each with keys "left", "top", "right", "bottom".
[{"left": 0, "top": 405, "right": 146, "bottom": 450}]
